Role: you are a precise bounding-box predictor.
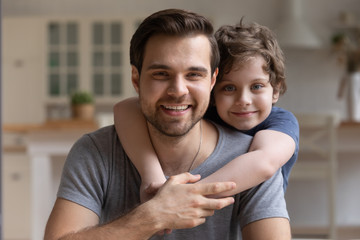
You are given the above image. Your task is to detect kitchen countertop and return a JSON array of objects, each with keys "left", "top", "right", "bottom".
[{"left": 3, "top": 119, "right": 99, "bottom": 133}]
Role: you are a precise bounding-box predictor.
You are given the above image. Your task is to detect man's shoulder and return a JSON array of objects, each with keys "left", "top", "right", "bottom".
[
  {"left": 210, "top": 121, "right": 253, "bottom": 155},
  {"left": 76, "top": 125, "right": 118, "bottom": 151},
  {"left": 211, "top": 121, "right": 253, "bottom": 141},
  {"left": 86, "top": 124, "right": 117, "bottom": 139}
]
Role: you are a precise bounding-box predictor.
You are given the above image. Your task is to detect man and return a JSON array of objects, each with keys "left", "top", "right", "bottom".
[{"left": 45, "top": 9, "right": 291, "bottom": 240}]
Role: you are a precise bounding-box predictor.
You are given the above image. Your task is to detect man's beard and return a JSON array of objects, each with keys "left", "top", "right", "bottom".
[{"left": 144, "top": 109, "right": 202, "bottom": 138}]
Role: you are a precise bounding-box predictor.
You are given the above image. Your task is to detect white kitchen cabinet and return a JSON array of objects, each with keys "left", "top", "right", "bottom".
[{"left": 2, "top": 150, "right": 31, "bottom": 240}]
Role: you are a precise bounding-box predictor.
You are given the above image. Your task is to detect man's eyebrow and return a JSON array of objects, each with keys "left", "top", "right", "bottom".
[
  {"left": 188, "top": 66, "right": 208, "bottom": 73},
  {"left": 146, "top": 64, "right": 209, "bottom": 73},
  {"left": 146, "top": 64, "right": 171, "bottom": 70}
]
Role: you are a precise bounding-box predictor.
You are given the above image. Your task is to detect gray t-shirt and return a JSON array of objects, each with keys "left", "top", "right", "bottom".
[{"left": 57, "top": 123, "right": 288, "bottom": 240}]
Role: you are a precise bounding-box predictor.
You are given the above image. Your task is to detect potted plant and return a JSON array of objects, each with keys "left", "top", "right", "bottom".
[{"left": 70, "top": 91, "right": 95, "bottom": 120}]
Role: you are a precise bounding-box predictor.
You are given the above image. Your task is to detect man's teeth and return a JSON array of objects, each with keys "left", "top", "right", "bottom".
[{"left": 164, "top": 105, "right": 189, "bottom": 111}]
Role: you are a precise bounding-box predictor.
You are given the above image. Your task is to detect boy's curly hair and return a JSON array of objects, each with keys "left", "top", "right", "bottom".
[{"left": 215, "top": 19, "right": 286, "bottom": 95}]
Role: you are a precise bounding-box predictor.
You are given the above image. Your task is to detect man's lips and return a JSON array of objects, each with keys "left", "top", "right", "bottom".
[{"left": 161, "top": 105, "right": 191, "bottom": 112}]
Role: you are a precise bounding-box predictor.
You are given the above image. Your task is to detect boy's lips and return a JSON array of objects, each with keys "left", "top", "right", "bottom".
[{"left": 231, "top": 110, "right": 257, "bottom": 117}]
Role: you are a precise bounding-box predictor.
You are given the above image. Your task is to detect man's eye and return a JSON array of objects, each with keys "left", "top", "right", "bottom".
[
  {"left": 224, "top": 85, "right": 235, "bottom": 91},
  {"left": 154, "top": 72, "right": 167, "bottom": 76},
  {"left": 152, "top": 71, "right": 169, "bottom": 79},
  {"left": 187, "top": 72, "right": 203, "bottom": 79}
]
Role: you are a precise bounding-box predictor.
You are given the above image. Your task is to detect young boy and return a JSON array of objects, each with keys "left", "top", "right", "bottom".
[{"left": 114, "top": 20, "right": 299, "bottom": 200}]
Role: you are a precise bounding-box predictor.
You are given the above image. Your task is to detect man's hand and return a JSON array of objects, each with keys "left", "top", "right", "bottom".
[
  {"left": 45, "top": 172, "right": 236, "bottom": 240},
  {"left": 145, "top": 172, "right": 236, "bottom": 231}
]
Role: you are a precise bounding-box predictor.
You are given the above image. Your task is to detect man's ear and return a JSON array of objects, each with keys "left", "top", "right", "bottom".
[
  {"left": 210, "top": 67, "right": 218, "bottom": 91},
  {"left": 131, "top": 65, "right": 140, "bottom": 94}
]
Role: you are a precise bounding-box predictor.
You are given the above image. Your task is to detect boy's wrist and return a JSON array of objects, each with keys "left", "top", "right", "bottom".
[{"left": 141, "top": 175, "right": 166, "bottom": 185}]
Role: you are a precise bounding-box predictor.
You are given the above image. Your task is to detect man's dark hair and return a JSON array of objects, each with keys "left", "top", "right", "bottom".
[{"left": 130, "top": 9, "right": 219, "bottom": 75}]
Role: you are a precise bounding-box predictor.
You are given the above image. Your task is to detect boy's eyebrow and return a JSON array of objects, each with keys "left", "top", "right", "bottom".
[{"left": 251, "top": 77, "right": 270, "bottom": 82}]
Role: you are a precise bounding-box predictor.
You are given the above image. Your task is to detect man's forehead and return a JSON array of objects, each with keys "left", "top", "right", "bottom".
[{"left": 142, "top": 34, "right": 212, "bottom": 70}]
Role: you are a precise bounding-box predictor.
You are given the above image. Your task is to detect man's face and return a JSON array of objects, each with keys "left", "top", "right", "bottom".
[{"left": 132, "top": 34, "right": 216, "bottom": 137}]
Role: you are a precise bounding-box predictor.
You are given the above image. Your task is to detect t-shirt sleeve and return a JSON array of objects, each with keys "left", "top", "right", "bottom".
[
  {"left": 237, "top": 169, "right": 289, "bottom": 229},
  {"left": 262, "top": 107, "right": 299, "bottom": 147},
  {"left": 57, "top": 133, "right": 109, "bottom": 217}
]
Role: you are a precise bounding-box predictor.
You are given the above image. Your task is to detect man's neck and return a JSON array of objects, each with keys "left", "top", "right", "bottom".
[{"left": 148, "top": 120, "right": 218, "bottom": 176}]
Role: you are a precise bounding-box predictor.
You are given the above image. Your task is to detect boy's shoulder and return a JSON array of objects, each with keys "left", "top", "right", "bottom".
[
  {"left": 268, "top": 106, "right": 297, "bottom": 122},
  {"left": 243, "top": 107, "right": 298, "bottom": 136}
]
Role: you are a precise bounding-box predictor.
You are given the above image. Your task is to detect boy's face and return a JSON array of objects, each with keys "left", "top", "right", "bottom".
[
  {"left": 213, "top": 55, "right": 279, "bottom": 131},
  {"left": 132, "top": 34, "right": 217, "bottom": 137}
]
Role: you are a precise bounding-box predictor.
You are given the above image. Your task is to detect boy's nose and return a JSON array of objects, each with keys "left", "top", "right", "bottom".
[
  {"left": 235, "top": 91, "right": 252, "bottom": 106},
  {"left": 167, "top": 76, "right": 189, "bottom": 97}
]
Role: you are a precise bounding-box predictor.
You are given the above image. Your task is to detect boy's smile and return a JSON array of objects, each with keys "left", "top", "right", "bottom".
[{"left": 213, "top": 55, "right": 279, "bottom": 131}]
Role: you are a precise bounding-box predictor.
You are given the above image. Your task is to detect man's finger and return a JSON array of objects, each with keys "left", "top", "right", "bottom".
[
  {"left": 196, "top": 182, "right": 236, "bottom": 196},
  {"left": 167, "top": 172, "right": 201, "bottom": 185},
  {"left": 204, "top": 197, "right": 235, "bottom": 210}
]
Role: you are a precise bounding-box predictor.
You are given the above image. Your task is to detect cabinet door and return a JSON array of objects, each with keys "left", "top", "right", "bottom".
[
  {"left": 2, "top": 152, "right": 31, "bottom": 239},
  {"left": 2, "top": 18, "right": 47, "bottom": 124}
]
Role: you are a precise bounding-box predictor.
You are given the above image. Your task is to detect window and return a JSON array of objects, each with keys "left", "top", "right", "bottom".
[
  {"left": 47, "top": 19, "right": 128, "bottom": 100},
  {"left": 47, "top": 22, "right": 79, "bottom": 96},
  {"left": 92, "top": 21, "right": 123, "bottom": 96}
]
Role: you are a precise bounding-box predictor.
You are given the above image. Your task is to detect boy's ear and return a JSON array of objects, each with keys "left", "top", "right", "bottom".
[
  {"left": 272, "top": 90, "right": 280, "bottom": 104},
  {"left": 131, "top": 65, "right": 140, "bottom": 94}
]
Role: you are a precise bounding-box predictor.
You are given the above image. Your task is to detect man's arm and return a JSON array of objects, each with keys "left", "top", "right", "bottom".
[
  {"left": 44, "top": 173, "right": 236, "bottom": 240},
  {"left": 44, "top": 198, "right": 167, "bottom": 240},
  {"left": 242, "top": 218, "right": 291, "bottom": 240}
]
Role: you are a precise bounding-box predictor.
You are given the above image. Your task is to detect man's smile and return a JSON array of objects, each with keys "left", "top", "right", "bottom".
[{"left": 162, "top": 105, "right": 191, "bottom": 111}]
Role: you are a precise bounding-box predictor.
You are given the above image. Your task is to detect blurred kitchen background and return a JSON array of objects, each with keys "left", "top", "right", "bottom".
[{"left": 2, "top": 0, "right": 360, "bottom": 239}]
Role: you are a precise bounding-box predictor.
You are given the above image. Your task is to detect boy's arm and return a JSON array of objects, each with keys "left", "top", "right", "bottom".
[
  {"left": 242, "top": 217, "right": 291, "bottom": 240},
  {"left": 113, "top": 97, "right": 166, "bottom": 195},
  {"left": 199, "top": 129, "right": 295, "bottom": 197}
]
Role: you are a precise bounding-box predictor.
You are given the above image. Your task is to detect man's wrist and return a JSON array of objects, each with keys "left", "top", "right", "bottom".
[{"left": 112, "top": 200, "right": 163, "bottom": 239}]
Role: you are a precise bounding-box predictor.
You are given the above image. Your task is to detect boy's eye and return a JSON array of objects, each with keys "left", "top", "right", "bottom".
[
  {"left": 251, "top": 84, "right": 264, "bottom": 90},
  {"left": 223, "top": 85, "right": 236, "bottom": 91}
]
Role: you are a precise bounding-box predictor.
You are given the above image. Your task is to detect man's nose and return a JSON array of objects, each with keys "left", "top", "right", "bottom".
[{"left": 167, "top": 76, "right": 189, "bottom": 97}]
